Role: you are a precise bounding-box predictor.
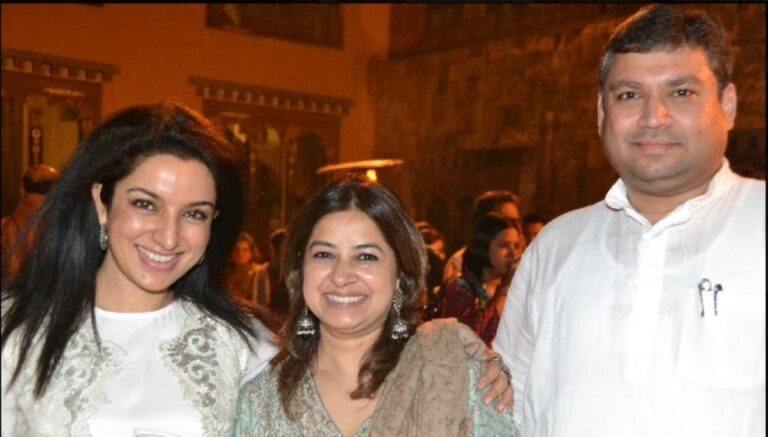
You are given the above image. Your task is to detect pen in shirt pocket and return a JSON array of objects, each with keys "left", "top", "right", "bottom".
[{"left": 697, "top": 278, "right": 723, "bottom": 317}]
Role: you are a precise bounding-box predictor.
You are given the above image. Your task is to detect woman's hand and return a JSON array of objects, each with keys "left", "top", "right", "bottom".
[{"left": 477, "top": 349, "right": 513, "bottom": 412}]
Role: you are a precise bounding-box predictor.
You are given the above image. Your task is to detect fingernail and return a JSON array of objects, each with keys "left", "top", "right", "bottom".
[{"left": 484, "top": 396, "right": 492, "bottom": 405}]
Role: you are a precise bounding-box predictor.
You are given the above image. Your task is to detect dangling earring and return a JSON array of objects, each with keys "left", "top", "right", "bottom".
[
  {"left": 391, "top": 287, "right": 409, "bottom": 340},
  {"left": 197, "top": 255, "right": 205, "bottom": 265},
  {"left": 99, "top": 223, "right": 108, "bottom": 251},
  {"left": 296, "top": 306, "right": 316, "bottom": 336}
]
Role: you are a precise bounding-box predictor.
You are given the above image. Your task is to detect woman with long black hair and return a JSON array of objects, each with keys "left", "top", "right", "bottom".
[{"left": 1, "top": 101, "right": 276, "bottom": 436}]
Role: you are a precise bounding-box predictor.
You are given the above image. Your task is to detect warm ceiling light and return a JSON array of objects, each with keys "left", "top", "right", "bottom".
[{"left": 365, "top": 169, "right": 378, "bottom": 182}]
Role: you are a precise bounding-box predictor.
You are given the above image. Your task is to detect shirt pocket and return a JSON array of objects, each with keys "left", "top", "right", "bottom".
[{"left": 677, "top": 279, "right": 765, "bottom": 390}]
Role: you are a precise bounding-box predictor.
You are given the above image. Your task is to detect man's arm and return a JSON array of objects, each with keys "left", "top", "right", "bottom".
[{"left": 492, "top": 247, "right": 536, "bottom": 426}]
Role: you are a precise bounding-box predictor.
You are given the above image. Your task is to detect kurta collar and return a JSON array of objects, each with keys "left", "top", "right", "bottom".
[{"left": 604, "top": 158, "right": 737, "bottom": 228}]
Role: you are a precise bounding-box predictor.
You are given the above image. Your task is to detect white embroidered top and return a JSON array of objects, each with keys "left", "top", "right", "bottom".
[{"left": 1, "top": 299, "right": 277, "bottom": 437}]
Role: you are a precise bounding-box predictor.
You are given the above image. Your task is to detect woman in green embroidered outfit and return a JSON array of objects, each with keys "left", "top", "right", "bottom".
[{"left": 233, "top": 177, "right": 519, "bottom": 437}]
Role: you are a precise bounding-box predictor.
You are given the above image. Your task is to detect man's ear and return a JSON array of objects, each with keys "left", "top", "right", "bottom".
[
  {"left": 721, "top": 83, "right": 737, "bottom": 130},
  {"left": 597, "top": 92, "right": 605, "bottom": 137},
  {"left": 91, "top": 183, "right": 108, "bottom": 224}
]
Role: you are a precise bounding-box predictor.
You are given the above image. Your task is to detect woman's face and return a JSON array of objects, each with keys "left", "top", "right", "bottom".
[
  {"left": 302, "top": 209, "right": 398, "bottom": 340},
  {"left": 92, "top": 154, "right": 216, "bottom": 299},
  {"left": 232, "top": 240, "right": 254, "bottom": 265},
  {"left": 488, "top": 227, "right": 523, "bottom": 278}
]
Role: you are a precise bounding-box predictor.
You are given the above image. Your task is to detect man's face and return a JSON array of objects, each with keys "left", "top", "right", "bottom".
[{"left": 598, "top": 46, "right": 736, "bottom": 199}]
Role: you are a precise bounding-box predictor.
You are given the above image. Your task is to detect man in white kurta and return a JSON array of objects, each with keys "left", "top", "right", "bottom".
[{"left": 493, "top": 5, "right": 765, "bottom": 437}]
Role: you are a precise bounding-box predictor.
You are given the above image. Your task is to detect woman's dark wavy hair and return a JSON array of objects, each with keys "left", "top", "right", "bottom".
[
  {"left": 272, "top": 176, "right": 427, "bottom": 412},
  {"left": 463, "top": 212, "right": 519, "bottom": 282},
  {"left": 1, "top": 101, "right": 257, "bottom": 397}
]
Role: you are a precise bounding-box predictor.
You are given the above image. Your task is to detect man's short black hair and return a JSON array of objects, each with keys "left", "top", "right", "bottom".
[{"left": 599, "top": 4, "right": 733, "bottom": 95}]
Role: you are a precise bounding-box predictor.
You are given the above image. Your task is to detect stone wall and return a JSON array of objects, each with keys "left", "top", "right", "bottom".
[{"left": 374, "top": 4, "right": 765, "bottom": 249}]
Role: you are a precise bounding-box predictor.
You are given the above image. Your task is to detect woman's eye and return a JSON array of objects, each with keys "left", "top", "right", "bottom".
[
  {"left": 312, "top": 251, "right": 333, "bottom": 260},
  {"left": 184, "top": 210, "right": 209, "bottom": 221},
  {"left": 358, "top": 253, "right": 379, "bottom": 262},
  {"left": 132, "top": 199, "right": 155, "bottom": 211}
]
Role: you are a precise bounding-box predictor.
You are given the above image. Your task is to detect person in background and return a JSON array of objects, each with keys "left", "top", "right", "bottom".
[
  {"left": 443, "top": 190, "right": 520, "bottom": 283},
  {"left": 234, "top": 177, "right": 517, "bottom": 436},
  {"left": 262, "top": 227, "right": 289, "bottom": 322},
  {"left": 441, "top": 213, "right": 523, "bottom": 346},
  {"left": 416, "top": 221, "right": 447, "bottom": 321},
  {"left": 1, "top": 164, "right": 60, "bottom": 287},
  {"left": 494, "top": 5, "right": 765, "bottom": 436},
  {"left": 250, "top": 239, "right": 265, "bottom": 264},
  {"left": 1, "top": 101, "right": 277, "bottom": 436},
  {"left": 416, "top": 221, "right": 447, "bottom": 263},
  {"left": 226, "top": 231, "right": 269, "bottom": 307},
  {"left": 521, "top": 213, "right": 546, "bottom": 244}
]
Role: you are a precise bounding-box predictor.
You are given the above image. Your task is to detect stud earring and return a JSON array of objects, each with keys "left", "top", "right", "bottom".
[
  {"left": 99, "top": 224, "right": 108, "bottom": 251},
  {"left": 391, "top": 288, "right": 409, "bottom": 340},
  {"left": 296, "top": 306, "right": 316, "bottom": 336}
]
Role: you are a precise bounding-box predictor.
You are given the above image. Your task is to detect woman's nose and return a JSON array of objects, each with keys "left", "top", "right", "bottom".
[
  {"left": 152, "top": 214, "right": 180, "bottom": 250},
  {"left": 330, "top": 260, "right": 358, "bottom": 287}
]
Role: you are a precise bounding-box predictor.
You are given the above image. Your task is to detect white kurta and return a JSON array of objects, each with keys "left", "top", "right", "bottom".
[
  {"left": 1, "top": 299, "right": 277, "bottom": 437},
  {"left": 494, "top": 160, "right": 765, "bottom": 437}
]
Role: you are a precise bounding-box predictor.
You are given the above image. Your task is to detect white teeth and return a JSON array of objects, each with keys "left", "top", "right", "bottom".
[
  {"left": 138, "top": 247, "right": 176, "bottom": 263},
  {"left": 326, "top": 294, "right": 365, "bottom": 304}
]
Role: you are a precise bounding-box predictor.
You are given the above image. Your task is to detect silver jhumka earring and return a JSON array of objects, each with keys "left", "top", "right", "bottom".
[
  {"left": 391, "top": 288, "right": 409, "bottom": 340},
  {"left": 99, "top": 224, "right": 108, "bottom": 250},
  {"left": 296, "top": 306, "right": 316, "bottom": 336}
]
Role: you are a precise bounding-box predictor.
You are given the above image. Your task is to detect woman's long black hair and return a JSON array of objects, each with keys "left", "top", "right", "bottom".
[{"left": 1, "top": 101, "right": 257, "bottom": 397}]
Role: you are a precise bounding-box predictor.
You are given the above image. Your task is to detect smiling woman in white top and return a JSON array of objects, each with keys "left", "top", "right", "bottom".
[{"left": 1, "top": 101, "right": 277, "bottom": 436}]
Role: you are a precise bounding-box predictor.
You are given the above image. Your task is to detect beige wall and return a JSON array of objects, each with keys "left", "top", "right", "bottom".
[{"left": 1, "top": 3, "right": 390, "bottom": 162}]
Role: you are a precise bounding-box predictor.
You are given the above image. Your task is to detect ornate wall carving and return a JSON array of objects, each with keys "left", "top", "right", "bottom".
[
  {"left": 1, "top": 49, "right": 118, "bottom": 216},
  {"left": 190, "top": 76, "right": 350, "bottom": 251}
]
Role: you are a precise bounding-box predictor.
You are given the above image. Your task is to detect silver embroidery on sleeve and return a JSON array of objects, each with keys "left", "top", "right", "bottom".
[
  {"left": 6, "top": 321, "right": 122, "bottom": 437},
  {"left": 62, "top": 330, "right": 122, "bottom": 436}
]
